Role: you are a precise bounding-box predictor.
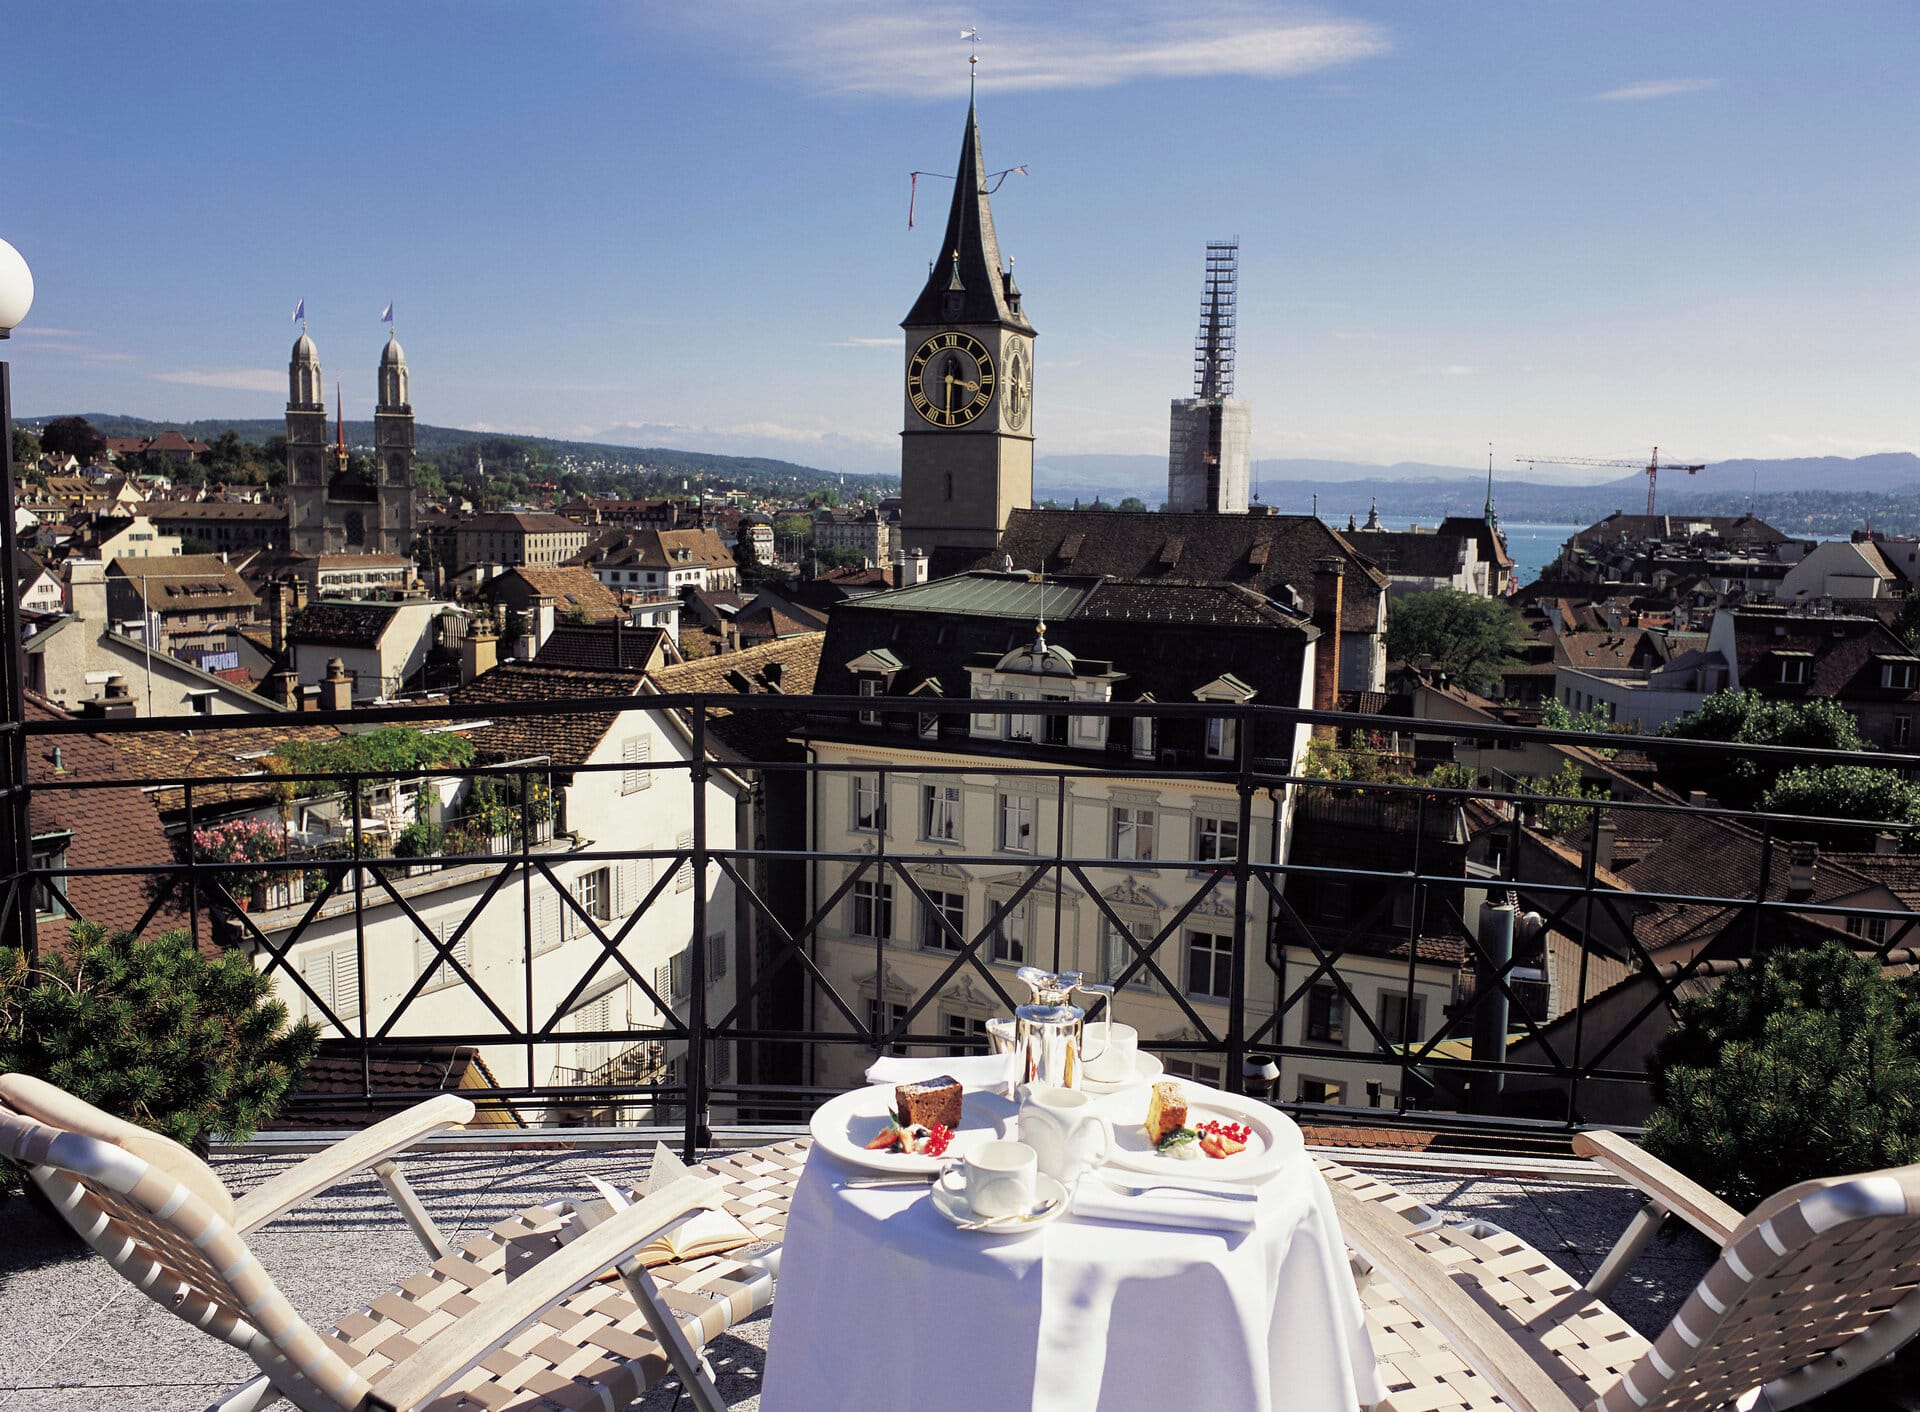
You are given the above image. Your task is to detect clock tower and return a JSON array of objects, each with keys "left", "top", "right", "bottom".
[{"left": 899, "top": 97, "right": 1034, "bottom": 574}]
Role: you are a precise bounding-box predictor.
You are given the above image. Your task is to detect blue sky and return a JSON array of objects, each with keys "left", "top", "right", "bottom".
[{"left": 2, "top": 2, "right": 1914, "bottom": 478}]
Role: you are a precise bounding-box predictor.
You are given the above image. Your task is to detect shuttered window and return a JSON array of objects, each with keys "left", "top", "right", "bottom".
[
  {"left": 304, "top": 945, "right": 361, "bottom": 1021},
  {"left": 675, "top": 830, "right": 695, "bottom": 892},
  {"left": 418, "top": 923, "right": 474, "bottom": 991},
  {"left": 622, "top": 736, "right": 652, "bottom": 793}
]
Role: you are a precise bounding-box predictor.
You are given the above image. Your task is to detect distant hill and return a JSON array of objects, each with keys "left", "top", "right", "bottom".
[
  {"left": 23, "top": 413, "right": 874, "bottom": 490},
  {"left": 1034, "top": 451, "right": 1920, "bottom": 535}
]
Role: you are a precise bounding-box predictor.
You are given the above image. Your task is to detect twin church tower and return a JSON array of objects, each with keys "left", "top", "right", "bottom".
[
  {"left": 284, "top": 327, "right": 416, "bottom": 555},
  {"left": 278, "top": 99, "right": 1023, "bottom": 565}
]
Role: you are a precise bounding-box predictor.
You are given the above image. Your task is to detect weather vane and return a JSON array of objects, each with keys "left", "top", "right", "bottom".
[{"left": 962, "top": 25, "right": 979, "bottom": 99}]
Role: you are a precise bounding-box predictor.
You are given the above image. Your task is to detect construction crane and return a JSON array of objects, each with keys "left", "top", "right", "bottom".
[{"left": 1514, "top": 447, "right": 1708, "bottom": 516}]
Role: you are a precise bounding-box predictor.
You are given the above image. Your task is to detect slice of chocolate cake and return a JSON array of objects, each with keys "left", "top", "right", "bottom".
[{"left": 894, "top": 1074, "right": 963, "bottom": 1132}]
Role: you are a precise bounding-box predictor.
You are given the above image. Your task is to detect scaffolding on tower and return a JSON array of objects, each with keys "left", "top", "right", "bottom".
[{"left": 1194, "top": 239, "right": 1238, "bottom": 399}]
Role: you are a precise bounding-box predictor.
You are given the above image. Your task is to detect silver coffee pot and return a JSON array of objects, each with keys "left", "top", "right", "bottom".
[{"left": 1012, "top": 966, "right": 1114, "bottom": 1090}]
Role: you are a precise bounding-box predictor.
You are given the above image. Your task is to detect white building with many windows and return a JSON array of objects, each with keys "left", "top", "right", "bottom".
[{"left": 795, "top": 570, "right": 1456, "bottom": 1102}]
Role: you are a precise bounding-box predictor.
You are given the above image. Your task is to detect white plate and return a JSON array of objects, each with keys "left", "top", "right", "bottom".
[
  {"left": 930, "top": 1173, "right": 1070, "bottom": 1235},
  {"left": 1095, "top": 1083, "right": 1298, "bottom": 1184},
  {"left": 1077, "top": 1050, "right": 1165, "bottom": 1095},
  {"left": 809, "top": 1083, "right": 1017, "bottom": 1176}
]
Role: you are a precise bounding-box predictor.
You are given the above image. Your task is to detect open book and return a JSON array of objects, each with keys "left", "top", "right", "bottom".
[
  {"left": 632, "top": 1201, "right": 756, "bottom": 1267},
  {"left": 504, "top": 1152, "right": 757, "bottom": 1283}
]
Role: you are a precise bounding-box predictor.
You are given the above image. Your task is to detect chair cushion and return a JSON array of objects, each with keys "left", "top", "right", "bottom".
[{"left": 0, "top": 1072, "right": 237, "bottom": 1228}]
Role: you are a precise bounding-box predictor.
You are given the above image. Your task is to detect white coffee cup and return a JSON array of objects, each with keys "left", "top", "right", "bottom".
[
  {"left": 939, "top": 1139, "right": 1038, "bottom": 1219},
  {"left": 1084, "top": 1022, "right": 1138, "bottom": 1082}
]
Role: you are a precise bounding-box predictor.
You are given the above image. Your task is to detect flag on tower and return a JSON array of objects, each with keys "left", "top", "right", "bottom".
[
  {"left": 292, "top": 297, "right": 305, "bottom": 324},
  {"left": 380, "top": 302, "right": 394, "bottom": 324}
]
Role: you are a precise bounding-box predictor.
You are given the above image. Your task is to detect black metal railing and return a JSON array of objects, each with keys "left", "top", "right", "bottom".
[{"left": 6, "top": 689, "right": 1919, "bottom": 1158}]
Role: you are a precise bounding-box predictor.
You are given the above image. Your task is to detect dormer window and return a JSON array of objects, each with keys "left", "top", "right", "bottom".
[
  {"left": 845, "top": 648, "right": 904, "bottom": 725},
  {"left": 1132, "top": 712, "right": 1156, "bottom": 761},
  {"left": 1193, "top": 673, "right": 1257, "bottom": 761},
  {"left": 31, "top": 831, "right": 71, "bottom": 920},
  {"left": 1042, "top": 693, "right": 1071, "bottom": 746},
  {"left": 1776, "top": 655, "right": 1809, "bottom": 686},
  {"left": 1881, "top": 658, "right": 1918, "bottom": 691}
]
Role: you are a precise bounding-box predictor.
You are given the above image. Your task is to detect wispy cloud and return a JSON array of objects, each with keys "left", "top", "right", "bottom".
[
  {"left": 669, "top": 3, "right": 1390, "bottom": 98},
  {"left": 1414, "top": 363, "right": 1479, "bottom": 378},
  {"left": 152, "top": 368, "right": 285, "bottom": 393},
  {"left": 15, "top": 328, "right": 137, "bottom": 364},
  {"left": 827, "top": 336, "right": 898, "bottom": 349},
  {"left": 1590, "top": 77, "right": 1722, "bottom": 103}
]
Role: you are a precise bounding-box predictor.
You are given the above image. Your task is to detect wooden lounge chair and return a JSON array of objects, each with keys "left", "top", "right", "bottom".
[
  {"left": 0, "top": 1073, "right": 806, "bottom": 1412},
  {"left": 1328, "top": 1129, "right": 1920, "bottom": 1412}
]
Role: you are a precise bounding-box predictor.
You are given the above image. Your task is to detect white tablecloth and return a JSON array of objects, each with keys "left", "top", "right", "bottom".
[{"left": 761, "top": 1093, "right": 1383, "bottom": 1412}]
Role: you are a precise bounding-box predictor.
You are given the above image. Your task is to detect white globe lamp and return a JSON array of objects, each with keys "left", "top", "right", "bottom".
[{"left": 0, "top": 238, "right": 32, "bottom": 337}]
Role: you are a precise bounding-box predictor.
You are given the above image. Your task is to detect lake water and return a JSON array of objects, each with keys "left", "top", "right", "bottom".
[{"left": 1500, "top": 522, "right": 1579, "bottom": 588}]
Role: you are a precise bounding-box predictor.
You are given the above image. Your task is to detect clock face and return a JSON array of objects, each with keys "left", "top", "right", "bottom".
[
  {"left": 1006, "top": 344, "right": 1032, "bottom": 431},
  {"left": 909, "top": 331, "right": 996, "bottom": 427}
]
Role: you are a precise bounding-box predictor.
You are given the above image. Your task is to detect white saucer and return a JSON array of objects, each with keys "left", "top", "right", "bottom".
[
  {"left": 1078, "top": 1050, "right": 1165, "bottom": 1095},
  {"left": 930, "top": 1173, "right": 1070, "bottom": 1234}
]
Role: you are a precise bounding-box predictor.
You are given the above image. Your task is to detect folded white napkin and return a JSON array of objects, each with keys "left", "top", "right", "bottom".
[
  {"left": 863, "top": 1051, "right": 1017, "bottom": 1093},
  {"left": 1070, "top": 1175, "right": 1259, "bottom": 1234}
]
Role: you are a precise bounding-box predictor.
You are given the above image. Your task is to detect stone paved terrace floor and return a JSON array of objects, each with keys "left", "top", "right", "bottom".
[{"left": 0, "top": 1136, "right": 1889, "bottom": 1412}]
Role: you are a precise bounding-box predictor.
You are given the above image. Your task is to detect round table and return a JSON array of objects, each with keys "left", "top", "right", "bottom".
[{"left": 760, "top": 1090, "right": 1383, "bottom": 1412}]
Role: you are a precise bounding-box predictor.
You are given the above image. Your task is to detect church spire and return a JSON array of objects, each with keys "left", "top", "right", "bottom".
[{"left": 903, "top": 97, "right": 1031, "bottom": 333}]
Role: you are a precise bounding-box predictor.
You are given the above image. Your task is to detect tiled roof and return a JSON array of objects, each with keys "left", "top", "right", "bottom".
[
  {"left": 25, "top": 696, "right": 192, "bottom": 954},
  {"left": 465, "top": 512, "right": 587, "bottom": 534},
  {"left": 649, "top": 632, "right": 824, "bottom": 762},
  {"left": 735, "top": 592, "right": 829, "bottom": 639},
  {"left": 110, "top": 553, "right": 258, "bottom": 613},
  {"left": 1727, "top": 608, "right": 1920, "bottom": 703},
  {"left": 1554, "top": 629, "right": 1668, "bottom": 673},
  {"left": 1816, "top": 852, "right": 1920, "bottom": 909},
  {"left": 1343, "top": 527, "right": 1469, "bottom": 578},
  {"left": 109, "top": 722, "right": 343, "bottom": 817},
  {"left": 985, "top": 509, "right": 1388, "bottom": 635},
  {"left": 288, "top": 600, "right": 399, "bottom": 648},
  {"left": 593, "top": 528, "right": 736, "bottom": 572},
  {"left": 1570, "top": 512, "right": 1790, "bottom": 546},
  {"left": 266, "top": 1041, "right": 513, "bottom": 1129},
  {"left": 144, "top": 501, "right": 284, "bottom": 522},
  {"left": 1299, "top": 1125, "right": 1436, "bottom": 1151},
  {"left": 533, "top": 623, "right": 670, "bottom": 674},
  {"left": 490, "top": 566, "right": 624, "bottom": 621},
  {"left": 449, "top": 663, "right": 645, "bottom": 765}
]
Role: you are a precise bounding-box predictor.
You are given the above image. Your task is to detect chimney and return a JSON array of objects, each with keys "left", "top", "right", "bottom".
[
  {"left": 462, "top": 620, "right": 498, "bottom": 683},
  {"left": 1688, "top": 790, "right": 1709, "bottom": 808},
  {"left": 266, "top": 665, "right": 300, "bottom": 709},
  {"left": 83, "top": 674, "right": 136, "bottom": 720},
  {"left": 1786, "top": 842, "right": 1818, "bottom": 900},
  {"left": 530, "top": 594, "right": 556, "bottom": 652},
  {"left": 1310, "top": 556, "right": 1345, "bottom": 735},
  {"left": 898, "top": 547, "right": 930, "bottom": 587},
  {"left": 67, "top": 558, "right": 107, "bottom": 627},
  {"left": 1589, "top": 819, "right": 1616, "bottom": 872},
  {"left": 1874, "top": 830, "right": 1899, "bottom": 855},
  {"left": 269, "top": 579, "right": 293, "bottom": 654},
  {"left": 321, "top": 657, "right": 353, "bottom": 712}
]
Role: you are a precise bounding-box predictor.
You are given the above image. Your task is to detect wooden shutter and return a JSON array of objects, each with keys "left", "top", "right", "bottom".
[{"left": 622, "top": 736, "right": 651, "bottom": 793}]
